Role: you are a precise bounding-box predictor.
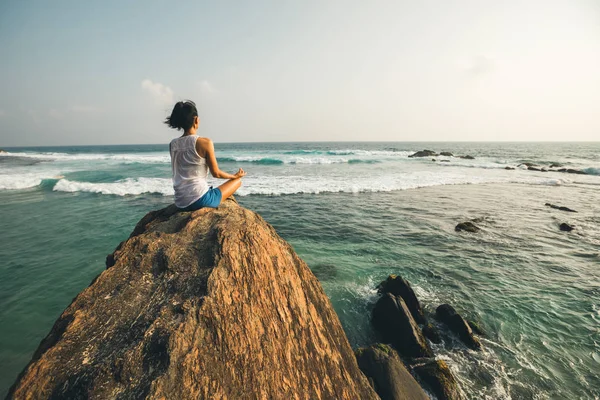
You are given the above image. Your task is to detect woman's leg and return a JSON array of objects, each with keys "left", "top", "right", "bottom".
[{"left": 217, "top": 178, "right": 242, "bottom": 204}]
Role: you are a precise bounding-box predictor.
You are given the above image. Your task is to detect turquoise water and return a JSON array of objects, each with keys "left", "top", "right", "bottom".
[{"left": 1, "top": 142, "right": 599, "bottom": 398}]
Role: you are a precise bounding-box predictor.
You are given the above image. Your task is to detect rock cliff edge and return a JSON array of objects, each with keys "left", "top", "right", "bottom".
[{"left": 8, "top": 200, "right": 379, "bottom": 399}]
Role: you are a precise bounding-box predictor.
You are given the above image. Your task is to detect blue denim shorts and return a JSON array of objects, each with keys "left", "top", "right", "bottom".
[{"left": 180, "top": 187, "right": 222, "bottom": 211}]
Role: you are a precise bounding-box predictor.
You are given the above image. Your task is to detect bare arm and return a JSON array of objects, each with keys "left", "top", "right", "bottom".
[{"left": 197, "top": 138, "right": 245, "bottom": 179}]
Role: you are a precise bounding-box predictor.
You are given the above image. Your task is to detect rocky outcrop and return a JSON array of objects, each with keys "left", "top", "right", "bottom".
[
  {"left": 372, "top": 294, "right": 433, "bottom": 359},
  {"left": 409, "top": 150, "right": 438, "bottom": 158},
  {"left": 440, "top": 152, "right": 453, "bottom": 157},
  {"left": 436, "top": 304, "right": 481, "bottom": 351},
  {"left": 545, "top": 203, "right": 577, "bottom": 213},
  {"left": 412, "top": 358, "right": 463, "bottom": 400},
  {"left": 377, "top": 275, "right": 426, "bottom": 324},
  {"left": 559, "top": 223, "right": 574, "bottom": 232},
  {"left": 458, "top": 155, "right": 475, "bottom": 160},
  {"left": 455, "top": 222, "right": 480, "bottom": 233},
  {"left": 355, "top": 344, "right": 429, "bottom": 400},
  {"left": 8, "top": 200, "right": 378, "bottom": 400}
]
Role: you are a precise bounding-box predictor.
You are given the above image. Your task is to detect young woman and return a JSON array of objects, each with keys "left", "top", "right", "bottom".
[{"left": 165, "top": 100, "right": 245, "bottom": 211}]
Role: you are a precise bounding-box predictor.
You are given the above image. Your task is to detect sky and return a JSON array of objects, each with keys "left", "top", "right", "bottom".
[{"left": 0, "top": 0, "right": 599, "bottom": 146}]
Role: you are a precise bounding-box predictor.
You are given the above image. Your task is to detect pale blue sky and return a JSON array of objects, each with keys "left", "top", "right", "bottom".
[{"left": 1, "top": 0, "right": 599, "bottom": 146}]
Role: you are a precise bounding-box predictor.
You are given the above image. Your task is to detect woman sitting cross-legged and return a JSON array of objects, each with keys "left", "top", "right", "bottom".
[{"left": 165, "top": 100, "right": 245, "bottom": 211}]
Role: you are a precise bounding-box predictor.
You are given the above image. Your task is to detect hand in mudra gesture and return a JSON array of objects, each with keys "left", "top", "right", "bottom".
[{"left": 235, "top": 168, "right": 246, "bottom": 178}]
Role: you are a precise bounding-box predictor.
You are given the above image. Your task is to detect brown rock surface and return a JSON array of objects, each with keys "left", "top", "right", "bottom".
[{"left": 8, "top": 200, "right": 378, "bottom": 400}]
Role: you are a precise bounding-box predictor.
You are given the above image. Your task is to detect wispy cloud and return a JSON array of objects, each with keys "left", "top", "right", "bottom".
[
  {"left": 198, "top": 80, "right": 217, "bottom": 94},
  {"left": 141, "top": 79, "right": 174, "bottom": 105}
]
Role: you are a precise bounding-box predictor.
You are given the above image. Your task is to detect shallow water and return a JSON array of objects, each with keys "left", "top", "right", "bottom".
[{"left": 0, "top": 142, "right": 599, "bottom": 398}]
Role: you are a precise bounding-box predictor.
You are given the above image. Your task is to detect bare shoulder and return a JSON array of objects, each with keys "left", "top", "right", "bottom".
[{"left": 195, "top": 137, "right": 213, "bottom": 158}]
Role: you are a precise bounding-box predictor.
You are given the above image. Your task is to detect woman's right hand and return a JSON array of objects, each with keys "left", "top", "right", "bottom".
[{"left": 234, "top": 168, "right": 246, "bottom": 178}]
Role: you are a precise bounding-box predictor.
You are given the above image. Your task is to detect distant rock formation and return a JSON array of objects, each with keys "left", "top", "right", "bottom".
[
  {"left": 409, "top": 150, "right": 438, "bottom": 158},
  {"left": 545, "top": 203, "right": 577, "bottom": 213},
  {"left": 7, "top": 200, "right": 378, "bottom": 399},
  {"left": 455, "top": 222, "right": 480, "bottom": 233}
]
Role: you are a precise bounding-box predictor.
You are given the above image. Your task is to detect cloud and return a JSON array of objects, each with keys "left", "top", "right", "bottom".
[
  {"left": 141, "top": 79, "right": 174, "bottom": 105},
  {"left": 198, "top": 80, "right": 217, "bottom": 94},
  {"left": 457, "top": 54, "right": 495, "bottom": 76}
]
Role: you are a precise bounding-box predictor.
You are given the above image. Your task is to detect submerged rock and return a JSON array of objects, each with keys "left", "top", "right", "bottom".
[
  {"left": 559, "top": 223, "right": 575, "bottom": 232},
  {"left": 377, "top": 275, "right": 426, "bottom": 324},
  {"left": 504, "top": 166, "right": 515, "bottom": 170},
  {"left": 372, "top": 293, "right": 433, "bottom": 359},
  {"left": 549, "top": 163, "right": 563, "bottom": 168},
  {"left": 409, "top": 150, "right": 438, "bottom": 158},
  {"left": 545, "top": 203, "right": 577, "bottom": 213},
  {"left": 440, "top": 152, "right": 453, "bottom": 157},
  {"left": 466, "top": 320, "right": 486, "bottom": 336},
  {"left": 436, "top": 304, "right": 482, "bottom": 350},
  {"left": 8, "top": 200, "right": 378, "bottom": 400},
  {"left": 422, "top": 323, "right": 442, "bottom": 344},
  {"left": 455, "top": 222, "right": 480, "bottom": 233},
  {"left": 458, "top": 155, "right": 475, "bottom": 160},
  {"left": 412, "top": 358, "right": 463, "bottom": 400},
  {"left": 355, "top": 344, "right": 429, "bottom": 400},
  {"left": 557, "top": 168, "right": 587, "bottom": 175}
]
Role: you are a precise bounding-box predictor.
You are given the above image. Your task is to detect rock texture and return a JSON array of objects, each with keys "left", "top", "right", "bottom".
[
  {"left": 455, "top": 222, "right": 480, "bottom": 233},
  {"left": 436, "top": 304, "right": 482, "bottom": 351},
  {"left": 409, "top": 150, "right": 438, "bottom": 158},
  {"left": 412, "top": 358, "right": 463, "bottom": 400},
  {"left": 377, "top": 275, "right": 426, "bottom": 324},
  {"left": 372, "top": 294, "right": 433, "bottom": 359},
  {"left": 8, "top": 200, "right": 378, "bottom": 400},
  {"left": 355, "top": 344, "right": 429, "bottom": 400}
]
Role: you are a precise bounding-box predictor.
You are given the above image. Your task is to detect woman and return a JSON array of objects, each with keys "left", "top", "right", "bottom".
[{"left": 165, "top": 100, "right": 245, "bottom": 211}]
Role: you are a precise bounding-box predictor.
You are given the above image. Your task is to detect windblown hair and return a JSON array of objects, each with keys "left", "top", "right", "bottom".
[{"left": 164, "top": 100, "right": 198, "bottom": 131}]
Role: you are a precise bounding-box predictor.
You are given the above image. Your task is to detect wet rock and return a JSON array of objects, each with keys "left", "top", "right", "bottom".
[
  {"left": 377, "top": 275, "right": 426, "bottom": 324},
  {"left": 355, "top": 344, "right": 429, "bottom": 400},
  {"left": 466, "top": 320, "right": 486, "bottom": 336},
  {"left": 372, "top": 293, "right": 433, "bottom": 359},
  {"left": 409, "top": 150, "right": 438, "bottom": 158},
  {"left": 422, "top": 323, "right": 442, "bottom": 344},
  {"left": 545, "top": 203, "right": 577, "bottom": 213},
  {"left": 458, "top": 155, "right": 475, "bottom": 160},
  {"left": 549, "top": 163, "right": 563, "bottom": 168},
  {"left": 440, "top": 160, "right": 450, "bottom": 162},
  {"left": 559, "top": 223, "right": 574, "bottom": 232},
  {"left": 432, "top": 158, "right": 437, "bottom": 162},
  {"left": 528, "top": 166, "right": 541, "bottom": 171},
  {"left": 8, "top": 200, "right": 378, "bottom": 400},
  {"left": 455, "top": 222, "right": 480, "bottom": 233},
  {"left": 557, "top": 168, "right": 587, "bottom": 175},
  {"left": 412, "top": 358, "right": 463, "bottom": 400},
  {"left": 504, "top": 166, "right": 515, "bottom": 170},
  {"left": 0, "top": 149, "right": 6, "bottom": 153},
  {"left": 517, "top": 162, "right": 538, "bottom": 168},
  {"left": 440, "top": 152, "right": 454, "bottom": 157},
  {"left": 435, "top": 304, "right": 482, "bottom": 350}
]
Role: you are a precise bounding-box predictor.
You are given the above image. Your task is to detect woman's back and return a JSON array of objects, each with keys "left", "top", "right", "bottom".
[{"left": 170, "top": 135, "right": 209, "bottom": 208}]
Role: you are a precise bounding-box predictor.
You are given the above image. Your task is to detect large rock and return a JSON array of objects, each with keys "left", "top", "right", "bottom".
[
  {"left": 409, "top": 150, "right": 438, "bottom": 158},
  {"left": 412, "top": 358, "right": 463, "bottom": 400},
  {"left": 435, "top": 304, "right": 482, "bottom": 350},
  {"left": 372, "top": 294, "right": 433, "bottom": 359},
  {"left": 377, "top": 275, "right": 426, "bottom": 324},
  {"left": 455, "top": 222, "right": 480, "bottom": 233},
  {"left": 355, "top": 344, "right": 429, "bottom": 400},
  {"left": 8, "top": 200, "right": 378, "bottom": 400}
]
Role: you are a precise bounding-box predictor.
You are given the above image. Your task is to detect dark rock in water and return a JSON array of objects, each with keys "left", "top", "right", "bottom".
[
  {"left": 377, "top": 275, "right": 426, "bottom": 324},
  {"left": 372, "top": 293, "right": 433, "bottom": 359},
  {"left": 466, "top": 320, "right": 486, "bottom": 336},
  {"left": 355, "top": 344, "right": 429, "bottom": 400},
  {"left": 8, "top": 200, "right": 378, "bottom": 400},
  {"left": 422, "top": 323, "right": 442, "bottom": 344},
  {"left": 311, "top": 263, "right": 338, "bottom": 281},
  {"left": 440, "top": 152, "right": 453, "bottom": 157},
  {"left": 557, "top": 168, "right": 587, "bottom": 175},
  {"left": 545, "top": 203, "right": 577, "bottom": 213},
  {"left": 458, "top": 155, "right": 475, "bottom": 160},
  {"left": 504, "top": 166, "right": 515, "bottom": 170},
  {"left": 455, "top": 222, "right": 480, "bottom": 233},
  {"left": 527, "top": 166, "right": 541, "bottom": 171},
  {"left": 559, "top": 223, "right": 574, "bottom": 232},
  {"left": 432, "top": 158, "right": 437, "bottom": 162},
  {"left": 412, "top": 358, "right": 463, "bottom": 400},
  {"left": 549, "top": 163, "right": 563, "bottom": 168},
  {"left": 0, "top": 149, "right": 6, "bottom": 153},
  {"left": 440, "top": 160, "right": 450, "bottom": 162},
  {"left": 435, "top": 304, "right": 482, "bottom": 350},
  {"left": 409, "top": 150, "right": 438, "bottom": 158}
]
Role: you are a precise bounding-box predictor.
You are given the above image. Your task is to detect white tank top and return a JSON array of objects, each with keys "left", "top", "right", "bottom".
[{"left": 169, "top": 135, "right": 209, "bottom": 208}]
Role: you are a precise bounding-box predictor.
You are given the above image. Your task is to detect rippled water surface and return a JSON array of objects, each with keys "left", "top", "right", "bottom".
[{"left": 0, "top": 142, "right": 598, "bottom": 398}]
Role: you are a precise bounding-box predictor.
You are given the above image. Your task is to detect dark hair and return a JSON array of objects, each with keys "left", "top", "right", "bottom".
[{"left": 164, "top": 100, "right": 198, "bottom": 131}]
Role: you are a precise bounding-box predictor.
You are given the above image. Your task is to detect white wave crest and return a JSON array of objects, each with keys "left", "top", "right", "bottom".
[{"left": 53, "top": 178, "right": 174, "bottom": 196}]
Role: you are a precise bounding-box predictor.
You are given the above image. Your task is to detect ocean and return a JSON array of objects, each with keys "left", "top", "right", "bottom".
[{"left": 0, "top": 141, "right": 598, "bottom": 399}]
